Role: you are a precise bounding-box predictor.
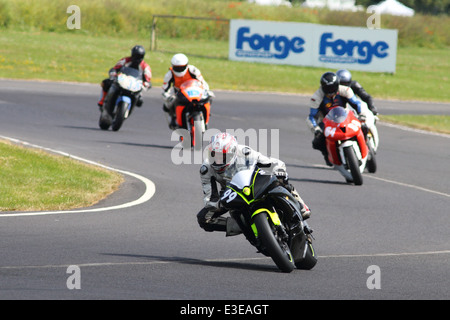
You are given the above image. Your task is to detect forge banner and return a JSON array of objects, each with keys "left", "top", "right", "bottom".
[{"left": 229, "top": 19, "right": 398, "bottom": 73}]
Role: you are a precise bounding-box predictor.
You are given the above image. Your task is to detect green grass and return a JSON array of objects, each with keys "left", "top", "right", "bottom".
[
  {"left": 0, "top": 140, "right": 123, "bottom": 211},
  {"left": 379, "top": 115, "right": 450, "bottom": 135},
  {"left": 1, "top": 31, "right": 449, "bottom": 103}
]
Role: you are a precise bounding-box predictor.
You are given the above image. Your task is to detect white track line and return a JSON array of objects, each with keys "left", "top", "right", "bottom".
[
  {"left": 366, "top": 175, "right": 450, "bottom": 198},
  {"left": 1, "top": 250, "right": 449, "bottom": 270},
  {"left": 0, "top": 135, "right": 155, "bottom": 217}
]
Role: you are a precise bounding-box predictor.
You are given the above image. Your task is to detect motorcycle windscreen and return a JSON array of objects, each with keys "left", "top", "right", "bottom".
[{"left": 326, "top": 107, "right": 348, "bottom": 124}]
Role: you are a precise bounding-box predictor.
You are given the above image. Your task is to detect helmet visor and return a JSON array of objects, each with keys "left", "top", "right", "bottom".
[
  {"left": 209, "top": 150, "right": 235, "bottom": 172},
  {"left": 173, "top": 65, "right": 187, "bottom": 73}
]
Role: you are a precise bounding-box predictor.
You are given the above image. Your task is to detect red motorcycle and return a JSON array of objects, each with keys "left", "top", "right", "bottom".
[
  {"left": 174, "top": 79, "right": 211, "bottom": 149},
  {"left": 322, "top": 107, "right": 369, "bottom": 185}
]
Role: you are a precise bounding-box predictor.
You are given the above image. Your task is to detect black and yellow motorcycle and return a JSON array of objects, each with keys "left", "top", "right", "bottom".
[{"left": 220, "top": 161, "right": 317, "bottom": 273}]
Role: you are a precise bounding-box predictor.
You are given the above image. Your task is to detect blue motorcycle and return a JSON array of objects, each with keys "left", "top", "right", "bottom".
[{"left": 99, "top": 67, "right": 143, "bottom": 131}]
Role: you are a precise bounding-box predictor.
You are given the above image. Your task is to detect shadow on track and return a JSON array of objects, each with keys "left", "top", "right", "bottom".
[
  {"left": 101, "top": 253, "right": 280, "bottom": 273},
  {"left": 286, "top": 163, "right": 348, "bottom": 185}
]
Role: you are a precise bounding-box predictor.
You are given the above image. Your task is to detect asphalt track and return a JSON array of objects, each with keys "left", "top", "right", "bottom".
[{"left": 0, "top": 79, "right": 449, "bottom": 301}]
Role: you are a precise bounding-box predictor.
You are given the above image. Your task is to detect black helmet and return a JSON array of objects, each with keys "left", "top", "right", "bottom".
[
  {"left": 131, "top": 45, "right": 145, "bottom": 64},
  {"left": 320, "top": 72, "right": 339, "bottom": 95},
  {"left": 336, "top": 69, "right": 352, "bottom": 86}
]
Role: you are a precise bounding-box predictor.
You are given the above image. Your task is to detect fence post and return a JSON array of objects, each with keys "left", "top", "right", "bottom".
[{"left": 151, "top": 16, "right": 157, "bottom": 51}]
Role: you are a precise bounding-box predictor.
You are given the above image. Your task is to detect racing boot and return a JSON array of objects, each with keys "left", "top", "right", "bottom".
[
  {"left": 97, "top": 90, "right": 107, "bottom": 110},
  {"left": 286, "top": 184, "right": 311, "bottom": 220},
  {"left": 136, "top": 94, "right": 143, "bottom": 107},
  {"left": 300, "top": 202, "right": 311, "bottom": 220},
  {"left": 226, "top": 217, "right": 242, "bottom": 237}
]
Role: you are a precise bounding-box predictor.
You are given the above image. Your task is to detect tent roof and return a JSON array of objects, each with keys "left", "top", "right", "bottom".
[{"left": 368, "top": 0, "right": 414, "bottom": 16}]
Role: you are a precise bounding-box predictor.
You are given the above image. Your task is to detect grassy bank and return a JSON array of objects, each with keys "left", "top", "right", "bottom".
[
  {"left": 0, "top": 140, "right": 123, "bottom": 212},
  {"left": 380, "top": 115, "right": 450, "bottom": 134},
  {"left": 0, "top": 0, "right": 448, "bottom": 101},
  {"left": 1, "top": 30, "right": 449, "bottom": 102},
  {"left": 1, "top": 0, "right": 448, "bottom": 47}
]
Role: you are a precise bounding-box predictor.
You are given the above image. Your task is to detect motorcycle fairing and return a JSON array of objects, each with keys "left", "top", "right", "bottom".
[
  {"left": 226, "top": 167, "right": 277, "bottom": 205},
  {"left": 117, "top": 67, "right": 143, "bottom": 92},
  {"left": 324, "top": 107, "right": 369, "bottom": 165},
  {"left": 250, "top": 208, "right": 281, "bottom": 238},
  {"left": 116, "top": 95, "right": 132, "bottom": 105}
]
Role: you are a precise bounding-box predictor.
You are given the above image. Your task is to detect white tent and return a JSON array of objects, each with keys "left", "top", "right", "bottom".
[
  {"left": 247, "top": 0, "right": 293, "bottom": 7},
  {"left": 367, "top": 0, "right": 414, "bottom": 16},
  {"left": 302, "top": 0, "right": 361, "bottom": 11}
]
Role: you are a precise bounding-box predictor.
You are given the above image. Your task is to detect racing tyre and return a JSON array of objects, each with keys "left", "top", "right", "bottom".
[
  {"left": 112, "top": 102, "right": 127, "bottom": 131},
  {"left": 344, "top": 146, "right": 363, "bottom": 185},
  {"left": 253, "top": 212, "right": 295, "bottom": 273}
]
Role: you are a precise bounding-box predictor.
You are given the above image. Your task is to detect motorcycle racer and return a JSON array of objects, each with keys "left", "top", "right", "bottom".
[
  {"left": 336, "top": 69, "right": 378, "bottom": 115},
  {"left": 197, "top": 132, "right": 311, "bottom": 236},
  {"left": 306, "top": 72, "right": 362, "bottom": 166},
  {"left": 162, "top": 53, "right": 212, "bottom": 129},
  {"left": 97, "top": 45, "right": 152, "bottom": 111}
]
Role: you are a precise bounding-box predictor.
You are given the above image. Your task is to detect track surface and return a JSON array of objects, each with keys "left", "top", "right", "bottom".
[{"left": 0, "top": 79, "right": 449, "bottom": 300}]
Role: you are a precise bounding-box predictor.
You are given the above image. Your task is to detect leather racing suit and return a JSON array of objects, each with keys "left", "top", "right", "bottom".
[
  {"left": 197, "top": 145, "right": 309, "bottom": 235},
  {"left": 306, "top": 85, "right": 362, "bottom": 164}
]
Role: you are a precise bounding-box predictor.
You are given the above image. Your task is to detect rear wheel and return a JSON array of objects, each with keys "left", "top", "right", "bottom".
[
  {"left": 366, "top": 135, "right": 377, "bottom": 173},
  {"left": 344, "top": 146, "right": 363, "bottom": 185},
  {"left": 295, "top": 238, "right": 317, "bottom": 270},
  {"left": 253, "top": 212, "right": 295, "bottom": 273},
  {"left": 99, "top": 110, "right": 111, "bottom": 130}
]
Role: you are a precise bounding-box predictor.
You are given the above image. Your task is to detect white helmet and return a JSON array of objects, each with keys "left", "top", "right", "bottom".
[
  {"left": 208, "top": 132, "right": 238, "bottom": 173},
  {"left": 171, "top": 53, "right": 189, "bottom": 77}
]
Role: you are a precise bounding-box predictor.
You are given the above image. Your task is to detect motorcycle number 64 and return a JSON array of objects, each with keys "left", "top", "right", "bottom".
[{"left": 221, "top": 189, "right": 237, "bottom": 203}]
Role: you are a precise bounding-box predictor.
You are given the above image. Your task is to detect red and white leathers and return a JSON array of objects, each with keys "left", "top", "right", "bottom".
[
  {"left": 112, "top": 56, "right": 152, "bottom": 88},
  {"left": 98, "top": 57, "right": 152, "bottom": 107}
]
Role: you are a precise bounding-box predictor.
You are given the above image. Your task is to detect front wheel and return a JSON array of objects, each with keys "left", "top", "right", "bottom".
[
  {"left": 344, "top": 146, "right": 363, "bottom": 185},
  {"left": 191, "top": 112, "right": 205, "bottom": 150},
  {"left": 112, "top": 101, "right": 127, "bottom": 131},
  {"left": 253, "top": 212, "right": 295, "bottom": 273}
]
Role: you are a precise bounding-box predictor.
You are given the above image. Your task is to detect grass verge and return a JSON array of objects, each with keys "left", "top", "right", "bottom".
[
  {"left": 0, "top": 140, "right": 123, "bottom": 212},
  {"left": 0, "top": 30, "right": 449, "bottom": 103},
  {"left": 379, "top": 115, "right": 450, "bottom": 135}
]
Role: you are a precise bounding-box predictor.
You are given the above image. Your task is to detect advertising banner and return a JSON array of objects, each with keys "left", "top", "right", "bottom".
[{"left": 229, "top": 19, "right": 398, "bottom": 73}]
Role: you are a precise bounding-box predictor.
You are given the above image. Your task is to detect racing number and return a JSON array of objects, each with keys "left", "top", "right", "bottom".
[
  {"left": 324, "top": 126, "right": 336, "bottom": 138},
  {"left": 325, "top": 120, "right": 360, "bottom": 137},
  {"left": 348, "top": 120, "right": 361, "bottom": 132},
  {"left": 221, "top": 189, "right": 237, "bottom": 203}
]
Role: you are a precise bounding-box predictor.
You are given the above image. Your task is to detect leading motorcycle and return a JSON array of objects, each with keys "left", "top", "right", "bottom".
[
  {"left": 220, "top": 160, "right": 317, "bottom": 273},
  {"left": 99, "top": 67, "right": 144, "bottom": 131},
  {"left": 323, "top": 106, "right": 370, "bottom": 185}
]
